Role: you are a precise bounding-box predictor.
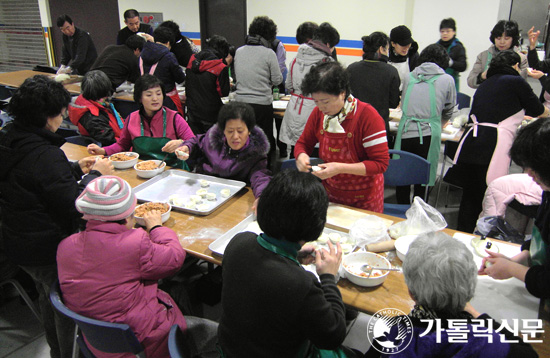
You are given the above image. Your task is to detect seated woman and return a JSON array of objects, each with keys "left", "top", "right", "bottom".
[
  {"left": 57, "top": 176, "right": 218, "bottom": 358},
  {"left": 218, "top": 170, "right": 358, "bottom": 357},
  {"left": 347, "top": 31, "right": 400, "bottom": 138},
  {"left": 0, "top": 75, "right": 113, "bottom": 358},
  {"left": 176, "top": 101, "right": 271, "bottom": 202},
  {"left": 480, "top": 118, "right": 550, "bottom": 300},
  {"left": 467, "top": 20, "right": 528, "bottom": 89},
  {"left": 394, "top": 43, "right": 457, "bottom": 204},
  {"left": 452, "top": 50, "right": 549, "bottom": 232},
  {"left": 294, "top": 61, "right": 389, "bottom": 212},
  {"left": 87, "top": 74, "right": 195, "bottom": 168},
  {"left": 69, "top": 70, "right": 124, "bottom": 146},
  {"left": 364, "top": 232, "right": 538, "bottom": 357}
]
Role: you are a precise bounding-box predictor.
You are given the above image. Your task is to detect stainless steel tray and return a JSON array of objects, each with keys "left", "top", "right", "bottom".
[
  {"left": 132, "top": 170, "right": 246, "bottom": 216},
  {"left": 209, "top": 215, "right": 353, "bottom": 257}
]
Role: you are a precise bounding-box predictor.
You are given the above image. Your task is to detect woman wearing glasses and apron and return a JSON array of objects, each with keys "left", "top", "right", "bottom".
[
  {"left": 87, "top": 75, "right": 195, "bottom": 169},
  {"left": 394, "top": 44, "right": 457, "bottom": 204}
]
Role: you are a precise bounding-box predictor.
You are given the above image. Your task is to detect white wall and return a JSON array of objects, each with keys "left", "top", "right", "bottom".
[{"left": 116, "top": 0, "right": 200, "bottom": 33}]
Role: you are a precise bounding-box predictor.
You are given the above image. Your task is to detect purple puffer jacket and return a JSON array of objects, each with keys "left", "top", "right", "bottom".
[
  {"left": 57, "top": 221, "right": 186, "bottom": 358},
  {"left": 183, "top": 124, "right": 271, "bottom": 198}
]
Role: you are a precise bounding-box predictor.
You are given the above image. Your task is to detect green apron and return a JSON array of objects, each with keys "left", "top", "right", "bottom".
[
  {"left": 530, "top": 225, "right": 548, "bottom": 266},
  {"left": 394, "top": 73, "right": 442, "bottom": 186},
  {"left": 132, "top": 108, "right": 189, "bottom": 170}
]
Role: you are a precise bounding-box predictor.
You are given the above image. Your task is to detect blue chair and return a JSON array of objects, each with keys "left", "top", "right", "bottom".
[
  {"left": 65, "top": 135, "right": 100, "bottom": 147},
  {"left": 50, "top": 282, "right": 146, "bottom": 358},
  {"left": 168, "top": 324, "right": 189, "bottom": 358},
  {"left": 457, "top": 92, "right": 471, "bottom": 109},
  {"left": 383, "top": 149, "right": 431, "bottom": 218}
]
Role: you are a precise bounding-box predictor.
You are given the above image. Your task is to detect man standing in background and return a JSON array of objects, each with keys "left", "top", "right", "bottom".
[
  {"left": 56, "top": 14, "right": 98, "bottom": 75},
  {"left": 117, "top": 9, "right": 153, "bottom": 45}
]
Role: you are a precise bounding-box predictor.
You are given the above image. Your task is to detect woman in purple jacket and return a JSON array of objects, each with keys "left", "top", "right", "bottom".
[{"left": 176, "top": 102, "right": 272, "bottom": 202}]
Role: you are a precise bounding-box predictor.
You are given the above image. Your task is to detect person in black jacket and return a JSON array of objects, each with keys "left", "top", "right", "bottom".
[
  {"left": 56, "top": 14, "right": 98, "bottom": 75},
  {"left": 389, "top": 25, "right": 419, "bottom": 91},
  {"left": 159, "top": 20, "right": 195, "bottom": 68},
  {"left": 117, "top": 9, "right": 153, "bottom": 45},
  {"left": 0, "top": 75, "right": 113, "bottom": 358},
  {"left": 185, "top": 35, "right": 230, "bottom": 134},
  {"left": 437, "top": 18, "right": 468, "bottom": 91}
]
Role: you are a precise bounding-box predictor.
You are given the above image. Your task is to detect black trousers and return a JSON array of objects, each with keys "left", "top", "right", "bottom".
[
  {"left": 248, "top": 103, "right": 275, "bottom": 168},
  {"left": 456, "top": 163, "right": 490, "bottom": 233},
  {"left": 395, "top": 136, "right": 431, "bottom": 204}
]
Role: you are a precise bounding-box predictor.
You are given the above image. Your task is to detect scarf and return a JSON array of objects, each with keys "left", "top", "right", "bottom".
[
  {"left": 307, "top": 40, "right": 333, "bottom": 57},
  {"left": 409, "top": 304, "right": 473, "bottom": 321},
  {"left": 438, "top": 36, "right": 456, "bottom": 49},
  {"left": 245, "top": 34, "right": 272, "bottom": 49},
  {"left": 323, "top": 95, "right": 356, "bottom": 133},
  {"left": 362, "top": 52, "right": 389, "bottom": 62}
]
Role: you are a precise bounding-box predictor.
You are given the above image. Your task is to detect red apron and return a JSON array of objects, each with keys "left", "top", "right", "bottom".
[{"left": 319, "top": 115, "right": 384, "bottom": 212}]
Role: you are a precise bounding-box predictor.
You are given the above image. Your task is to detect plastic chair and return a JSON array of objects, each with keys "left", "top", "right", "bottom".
[
  {"left": 50, "top": 282, "right": 146, "bottom": 358},
  {"left": 0, "top": 278, "right": 42, "bottom": 323},
  {"left": 168, "top": 324, "right": 189, "bottom": 358},
  {"left": 65, "top": 135, "right": 100, "bottom": 147},
  {"left": 457, "top": 92, "right": 471, "bottom": 109},
  {"left": 383, "top": 149, "right": 431, "bottom": 218}
]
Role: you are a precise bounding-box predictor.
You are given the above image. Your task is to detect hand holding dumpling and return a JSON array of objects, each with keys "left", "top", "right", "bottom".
[{"left": 175, "top": 145, "right": 190, "bottom": 161}]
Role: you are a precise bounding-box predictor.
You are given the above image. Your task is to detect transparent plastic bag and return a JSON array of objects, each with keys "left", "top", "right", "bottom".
[
  {"left": 389, "top": 197, "right": 447, "bottom": 238},
  {"left": 349, "top": 215, "right": 390, "bottom": 247}
]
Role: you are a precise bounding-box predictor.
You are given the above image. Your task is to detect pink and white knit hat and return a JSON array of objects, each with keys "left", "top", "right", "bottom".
[{"left": 76, "top": 176, "right": 137, "bottom": 221}]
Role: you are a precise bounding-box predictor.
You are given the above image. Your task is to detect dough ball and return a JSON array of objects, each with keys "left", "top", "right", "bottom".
[
  {"left": 220, "top": 188, "right": 231, "bottom": 198},
  {"left": 184, "top": 201, "right": 196, "bottom": 209},
  {"left": 190, "top": 195, "right": 202, "bottom": 203},
  {"left": 328, "top": 232, "right": 341, "bottom": 243},
  {"left": 206, "top": 192, "right": 217, "bottom": 201},
  {"left": 199, "top": 179, "right": 210, "bottom": 188},
  {"left": 196, "top": 188, "right": 208, "bottom": 198}
]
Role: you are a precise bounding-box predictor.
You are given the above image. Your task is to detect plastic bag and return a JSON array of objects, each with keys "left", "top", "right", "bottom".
[
  {"left": 475, "top": 216, "right": 525, "bottom": 245},
  {"left": 349, "top": 215, "right": 390, "bottom": 247},
  {"left": 389, "top": 197, "right": 447, "bottom": 238}
]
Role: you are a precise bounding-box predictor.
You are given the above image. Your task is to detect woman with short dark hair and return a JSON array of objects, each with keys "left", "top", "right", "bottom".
[
  {"left": 176, "top": 101, "right": 271, "bottom": 201},
  {"left": 295, "top": 61, "right": 389, "bottom": 212},
  {"left": 452, "top": 50, "right": 550, "bottom": 232},
  {"left": 280, "top": 22, "right": 340, "bottom": 154},
  {"left": 394, "top": 43, "right": 457, "bottom": 204},
  {"left": 347, "top": 31, "right": 400, "bottom": 137},
  {"left": 87, "top": 74, "right": 194, "bottom": 168},
  {"left": 0, "top": 75, "right": 112, "bottom": 358},
  {"left": 437, "top": 18, "right": 467, "bottom": 91},
  {"left": 68, "top": 70, "right": 124, "bottom": 146},
  {"left": 364, "top": 232, "right": 538, "bottom": 357},
  {"left": 218, "top": 170, "right": 359, "bottom": 357},
  {"left": 467, "top": 20, "right": 528, "bottom": 89}
]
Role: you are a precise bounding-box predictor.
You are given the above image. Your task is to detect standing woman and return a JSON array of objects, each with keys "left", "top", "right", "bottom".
[
  {"left": 87, "top": 74, "right": 194, "bottom": 168},
  {"left": 388, "top": 25, "right": 420, "bottom": 91},
  {"left": 347, "top": 31, "right": 401, "bottom": 138},
  {"left": 452, "top": 50, "right": 549, "bottom": 232},
  {"left": 280, "top": 22, "right": 340, "bottom": 155},
  {"left": 0, "top": 75, "right": 112, "bottom": 358},
  {"left": 467, "top": 20, "right": 528, "bottom": 89},
  {"left": 394, "top": 44, "right": 457, "bottom": 204},
  {"left": 294, "top": 61, "right": 389, "bottom": 212},
  {"left": 234, "top": 16, "right": 283, "bottom": 168},
  {"left": 437, "top": 18, "right": 467, "bottom": 91}
]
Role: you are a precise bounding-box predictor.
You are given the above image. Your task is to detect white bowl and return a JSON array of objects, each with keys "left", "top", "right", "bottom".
[
  {"left": 395, "top": 235, "right": 419, "bottom": 262},
  {"left": 134, "top": 160, "right": 166, "bottom": 179},
  {"left": 134, "top": 202, "right": 171, "bottom": 226},
  {"left": 110, "top": 152, "right": 139, "bottom": 169},
  {"left": 343, "top": 252, "right": 391, "bottom": 287}
]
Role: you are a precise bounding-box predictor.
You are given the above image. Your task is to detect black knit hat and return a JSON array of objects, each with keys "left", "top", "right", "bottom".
[
  {"left": 390, "top": 25, "right": 413, "bottom": 46},
  {"left": 440, "top": 18, "right": 456, "bottom": 31}
]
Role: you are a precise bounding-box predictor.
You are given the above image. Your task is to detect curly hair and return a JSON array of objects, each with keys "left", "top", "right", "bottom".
[
  {"left": 487, "top": 49, "right": 521, "bottom": 76},
  {"left": 296, "top": 21, "right": 318, "bottom": 44},
  {"left": 206, "top": 35, "right": 230, "bottom": 59},
  {"left": 490, "top": 20, "right": 520, "bottom": 48},
  {"left": 248, "top": 16, "right": 277, "bottom": 42},
  {"left": 361, "top": 31, "right": 389, "bottom": 59},
  {"left": 301, "top": 61, "right": 350, "bottom": 97},
  {"left": 8, "top": 75, "right": 71, "bottom": 128},
  {"left": 312, "top": 22, "right": 340, "bottom": 48},
  {"left": 133, "top": 74, "right": 165, "bottom": 103},
  {"left": 511, "top": 118, "right": 550, "bottom": 187},
  {"left": 217, "top": 101, "right": 255, "bottom": 131},
  {"left": 418, "top": 43, "right": 449, "bottom": 69}
]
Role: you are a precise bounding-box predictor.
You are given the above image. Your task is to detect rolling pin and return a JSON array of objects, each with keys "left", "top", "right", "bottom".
[{"left": 365, "top": 240, "right": 396, "bottom": 253}]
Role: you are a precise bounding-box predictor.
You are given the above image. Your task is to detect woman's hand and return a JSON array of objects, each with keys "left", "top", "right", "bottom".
[
  {"left": 315, "top": 241, "right": 342, "bottom": 276},
  {"left": 252, "top": 197, "right": 259, "bottom": 216},
  {"left": 78, "top": 156, "right": 102, "bottom": 174},
  {"left": 143, "top": 210, "right": 163, "bottom": 231},
  {"left": 528, "top": 26, "right": 540, "bottom": 50},
  {"left": 481, "top": 70, "right": 488, "bottom": 81},
  {"left": 528, "top": 69, "right": 545, "bottom": 79},
  {"left": 162, "top": 139, "right": 184, "bottom": 153},
  {"left": 463, "top": 302, "right": 481, "bottom": 318},
  {"left": 91, "top": 157, "right": 114, "bottom": 175},
  {"left": 87, "top": 144, "right": 106, "bottom": 156},
  {"left": 175, "top": 145, "right": 190, "bottom": 160},
  {"left": 478, "top": 250, "right": 510, "bottom": 275},
  {"left": 297, "top": 244, "right": 316, "bottom": 265},
  {"left": 296, "top": 153, "right": 311, "bottom": 172},
  {"left": 312, "top": 162, "right": 340, "bottom": 180}
]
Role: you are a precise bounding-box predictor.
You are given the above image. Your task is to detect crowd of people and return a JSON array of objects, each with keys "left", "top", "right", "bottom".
[{"left": 0, "top": 7, "right": 549, "bottom": 358}]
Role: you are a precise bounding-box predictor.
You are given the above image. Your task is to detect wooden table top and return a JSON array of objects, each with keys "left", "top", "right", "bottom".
[{"left": 0, "top": 70, "right": 82, "bottom": 95}]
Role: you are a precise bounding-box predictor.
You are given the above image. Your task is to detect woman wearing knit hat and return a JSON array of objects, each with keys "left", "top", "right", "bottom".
[
  {"left": 389, "top": 25, "right": 420, "bottom": 91},
  {"left": 57, "top": 176, "right": 219, "bottom": 357}
]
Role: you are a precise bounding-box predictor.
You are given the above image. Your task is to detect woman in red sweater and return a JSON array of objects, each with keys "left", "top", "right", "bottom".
[{"left": 294, "top": 61, "right": 389, "bottom": 212}]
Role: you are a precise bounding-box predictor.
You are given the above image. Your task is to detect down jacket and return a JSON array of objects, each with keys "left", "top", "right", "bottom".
[
  {"left": 183, "top": 124, "right": 271, "bottom": 198},
  {"left": 57, "top": 221, "right": 186, "bottom": 358},
  {"left": 68, "top": 95, "right": 122, "bottom": 146}
]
